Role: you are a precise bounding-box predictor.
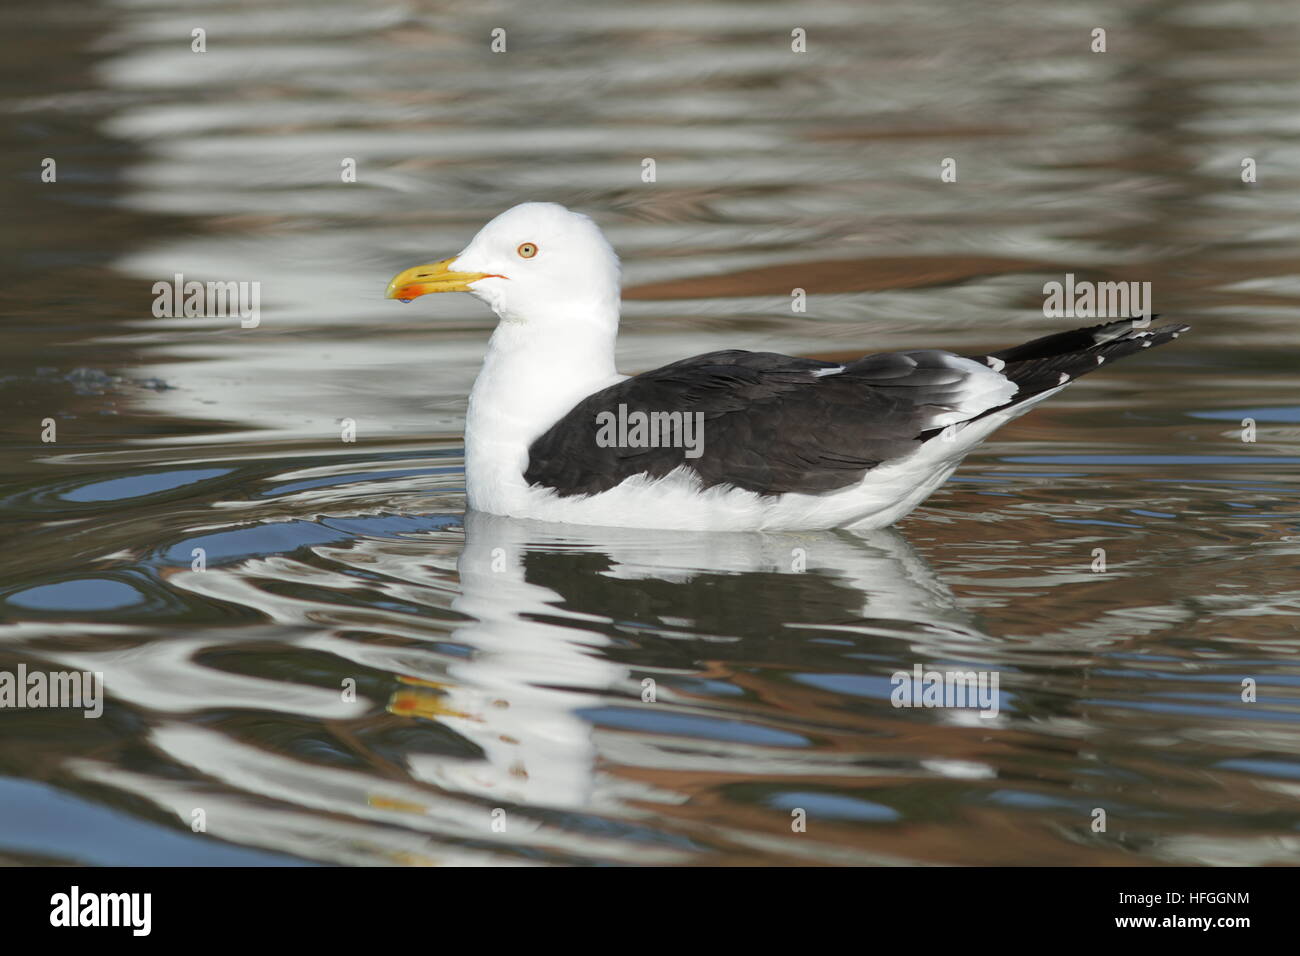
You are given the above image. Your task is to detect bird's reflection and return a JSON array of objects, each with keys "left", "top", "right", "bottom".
[{"left": 391, "top": 510, "right": 987, "bottom": 811}]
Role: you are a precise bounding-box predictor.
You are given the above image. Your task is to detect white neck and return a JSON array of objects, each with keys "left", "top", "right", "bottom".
[{"left": 464, "top": 307, "right": 624, "bottom": 514}]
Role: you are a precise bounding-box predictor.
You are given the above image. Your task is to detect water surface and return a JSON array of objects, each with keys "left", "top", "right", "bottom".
[{"left": 2, "top": 0, "right": 1299, "bottom": 865}]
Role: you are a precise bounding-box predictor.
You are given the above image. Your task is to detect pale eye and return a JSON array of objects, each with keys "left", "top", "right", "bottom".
[{"left": 517, "top": 242, "right": 538, "bottom": 259}]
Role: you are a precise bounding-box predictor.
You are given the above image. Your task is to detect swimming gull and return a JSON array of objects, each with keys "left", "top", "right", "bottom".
[{"left": 386, "top": 202, "right": 1187, "bottom": 531}]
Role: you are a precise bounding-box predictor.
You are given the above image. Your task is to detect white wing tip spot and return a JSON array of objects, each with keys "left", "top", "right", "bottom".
[
  {"left": 1058, "top": 372, "right": 1070, "bottom": 384},
  {"left": 1095, "top": 354, "right": 1105, "bottom": 364},
  {"left": 1141, "top": 340, "right": 1152, "bottom": 347},
  {"left": 812, "top": 365, "right": 845, "bottom": 378},
  {"left": 985, "top": 356, "right": 1005, "bottom": 372}
]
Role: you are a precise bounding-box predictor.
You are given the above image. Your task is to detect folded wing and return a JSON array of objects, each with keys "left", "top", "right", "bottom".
[{"left": 524, "top": 348, "right": 1017, "bottom": 497}]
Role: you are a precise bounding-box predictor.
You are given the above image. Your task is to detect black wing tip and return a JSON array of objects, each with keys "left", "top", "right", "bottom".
[
  {"left": 975, "top": 319, "right": 1190, "bottom": 410},
  {"left": 988, "top": 316, "right": 1185, "bottom": 364},
  {"left": 1111, "top": 320, "right": 1190, "bottom": 343}
]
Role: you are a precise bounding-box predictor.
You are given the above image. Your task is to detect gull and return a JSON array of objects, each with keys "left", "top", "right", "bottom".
[{"left": 386, "top": 202, "right": 1187, "bottom": 531}]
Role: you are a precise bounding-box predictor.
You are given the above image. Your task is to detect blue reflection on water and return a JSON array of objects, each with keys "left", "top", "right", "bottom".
[
  {"left": 0, "top": 776, "right": 314, "bottom": 866},
  {"left": 6, "top": 577, "right": 144, "bottom": 611},
  {"left": 765, "top": 790, "right": 900, "bottom": 821},
  {"left": 62, "top": 468, "right": 230, "bottom": 502}
]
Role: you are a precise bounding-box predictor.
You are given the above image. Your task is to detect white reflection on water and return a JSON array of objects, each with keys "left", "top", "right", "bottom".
[{"left": 28, "top": 510, "right": 1014, "bottom": 865}]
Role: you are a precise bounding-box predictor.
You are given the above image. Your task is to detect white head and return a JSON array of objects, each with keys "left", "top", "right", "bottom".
[{"left": 385, "top": 202, "right": 621, "bottom": 329}]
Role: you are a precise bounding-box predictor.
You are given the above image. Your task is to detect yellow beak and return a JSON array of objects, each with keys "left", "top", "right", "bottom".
[{"left": 385, "top": 257, "right": 496, "bottom": 302}]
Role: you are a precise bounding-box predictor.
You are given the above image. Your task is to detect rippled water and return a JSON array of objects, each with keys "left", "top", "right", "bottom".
[{"left": 2, "top": 0, "right": 1299, "bottom": 865}]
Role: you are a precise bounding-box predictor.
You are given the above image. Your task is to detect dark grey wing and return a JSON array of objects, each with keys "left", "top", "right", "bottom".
[{"left": 524, "top": 349, "right": 1002, "bottom": 497}]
